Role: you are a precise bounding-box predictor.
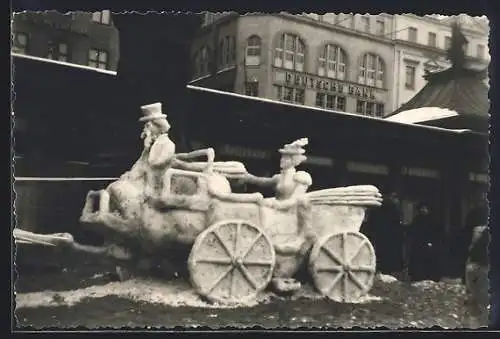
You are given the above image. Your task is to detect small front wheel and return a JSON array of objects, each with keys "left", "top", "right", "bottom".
[{"left": 309, "top": 231, "right": 376, "bottom": 303}]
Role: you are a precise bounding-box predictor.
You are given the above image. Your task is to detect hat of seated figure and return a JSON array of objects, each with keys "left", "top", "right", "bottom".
[
  {"left": 279, "top": 137, "right": 308, "bottom": 155},
  {"left": 139, "top": 102, "right": 167, "bottom": 122}
]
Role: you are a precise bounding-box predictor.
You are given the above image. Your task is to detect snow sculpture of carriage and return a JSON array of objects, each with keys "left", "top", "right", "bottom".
[
  {"left": 76, "top": 159, "right": 380, "bottom": 304},
  {"left": 14, "top": 156, "right": 382, "bottom": 305}
]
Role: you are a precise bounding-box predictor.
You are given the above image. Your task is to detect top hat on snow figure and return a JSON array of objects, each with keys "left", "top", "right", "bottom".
[{"left": 139, "top": 102, "right": 167, "bottom": 122}]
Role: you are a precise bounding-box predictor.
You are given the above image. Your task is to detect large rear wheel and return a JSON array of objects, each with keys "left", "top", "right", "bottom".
[{"left": 188, "top": 219, "right": 275, "bottom": 304}]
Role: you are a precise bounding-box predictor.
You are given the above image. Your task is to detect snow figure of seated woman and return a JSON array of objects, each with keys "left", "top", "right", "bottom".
[{"left": 237, "top": 138, "right": 314, "bottom": 293}]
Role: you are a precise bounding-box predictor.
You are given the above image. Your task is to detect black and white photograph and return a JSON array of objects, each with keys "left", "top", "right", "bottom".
[{"left": 12, "top": 9, "right": 491, "bottom": 330}]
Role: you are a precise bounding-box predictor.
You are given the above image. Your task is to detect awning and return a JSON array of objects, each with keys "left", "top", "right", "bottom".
[{"left": 385, "top": 107, "right": 459, "bottom": 124}]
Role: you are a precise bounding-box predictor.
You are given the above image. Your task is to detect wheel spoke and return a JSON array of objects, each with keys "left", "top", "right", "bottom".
[
  {"left": 242, "top": 259, "right": 274, "bottom": 266},
  {"left": 212, "top": 228, "right": 234, "bottom": 259},
  {"left": 350, "top": 265, "right": 375, "bottom": 273},
  {"left": 348, "top": 271, "right": 367, "bottom": 291},
  {"left": 341, "top": 233, "right": 347, "bottom": 264},
  {"left": 342, "top": 272, "right": 348, "bottom": 302},
  {"left": 321, "top": 245, "right": 344, "bottom": 265},
  {"left": 347, "top": 240, "right": 367, "bottom": 265},
  {"left": 241, "top": 233, "right": 263, "bottom": 259},
  {"left": 316, "top": 265, "right": 343, "bottom": 273},
  {"left": 238, "top": 264, "right": 258, "bottom": 289},
  {"left": 196, "top": 257, "right": 232, "bottom": 265},
  {"left": 326, "top": 272, "right": 344, "bottom": 295},
  {"left": 230, "top": 223, "right": 241, "bottom": 298},
  {"left": 204, "top": 265, "right": 234, "bottom": 295}
]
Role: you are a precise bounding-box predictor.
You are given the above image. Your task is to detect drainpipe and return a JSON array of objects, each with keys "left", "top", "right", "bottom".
[{"left": 395, "top": 49, "right": 401, "bottom": 109}]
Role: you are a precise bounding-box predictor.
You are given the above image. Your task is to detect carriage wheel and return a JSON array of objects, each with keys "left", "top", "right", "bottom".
[
  {"left": 188, "top": 219, "right": 275, "bottom": 304},
  {"left": 309, "top": 231, "right": 376, "bottom": 303}
]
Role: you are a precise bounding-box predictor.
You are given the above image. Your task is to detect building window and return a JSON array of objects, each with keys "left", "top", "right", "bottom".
[
  {"left": 477, "top": 44, "right": 485, "bottom": 59},
  {"left": 274, "top": 33, "right": 305, "bottom": 72},
  {"left": 231, "top": 36, "right": 236, "bottom": 62},
  {"left": 88, "top": 49, "right": 108, "bottom": 69},
  {"left": 196, "top": 46, "right": 211, "bottom": 76},
  {"left": 356, "top": 100, "right": 384, "bottom": 116},
  {"left": 245, "top": 82, "right": 259, "bottom": 97},
  {"left": 274, "top": 85, "right": 304, "bottom": 104},
  {"left": 444, "top": 36, "right": 452, "bottom": 50},
  {"left": 408, "top": 27, "right": 418, "bottom": 43},
  {"left": 12, "top": 32, "right": 28, "bottom": 54},
  {"left": 376, "top": 103, "right": 385, "bottom": 117},
  {"left": 316, "top": 93, "right": 346, "bottom": 111},
  {"left": 219, "top": 36, "right": 236, "bottom": 68},
  {"left": 376, "top": 20, "right": 385, "bottom": 36},
  {"left": 405, "top": 65, "right": 416, "bottom": 90},
  {"left": 358, "top": 53, "right": 385, "bottom": 88},
  {"left": 318, "top": 44, "right": 346, "bottom": 80},
  {"left": 91, "top": 10, "right": 111, "bottom": 25},
  {"left": 463, "top": 42, "right": 469, "bottom": 55},
  {"left": 47, "top": 41, "right": 69, "bottom": 62},
  {"left": 428, "top": 32, "right": 437, "bottom": 47},
  {"left": 245, "top": 35, "right": 262, "bottom": 66},
  {"left": 361, "top": 16, "right": 370, "bottom": 33}
]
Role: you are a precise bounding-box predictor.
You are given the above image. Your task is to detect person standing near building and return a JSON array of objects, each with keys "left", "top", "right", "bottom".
[
  {"left": 364, "top": 192, "right": 405, "bottom": 276},
  {"left": 407, "top": 203, "right": 443, "bottom": 281}
]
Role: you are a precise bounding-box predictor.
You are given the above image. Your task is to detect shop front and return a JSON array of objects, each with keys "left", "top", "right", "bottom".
[{"left": 271, "top": 68, "right": 390, "bottom": 116}]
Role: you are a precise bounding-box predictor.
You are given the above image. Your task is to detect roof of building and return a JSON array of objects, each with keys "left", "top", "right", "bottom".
[{"left": 388, "top": 66, "right": 489, "bottom": 122}]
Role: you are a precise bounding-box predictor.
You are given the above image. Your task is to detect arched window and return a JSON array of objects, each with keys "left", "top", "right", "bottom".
[
  {"left": 318, "top": 44, "right": 347, "bottom": 80},
  {"left": 358, "top": 53, "right": 385, "bottom": 88},
  {"left": 274, "top": 33, "right": 305, "bottom": 72},
  {"left": 245, "top": 35, "right": 262, "bottom": 66}
]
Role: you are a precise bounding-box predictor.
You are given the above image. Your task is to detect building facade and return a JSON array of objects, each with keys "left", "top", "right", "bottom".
[
  {"left": 191, "top": 13, "right": 396, "bottom": 118},
  {"left": 392, "top": 14, "right": 489, "bottom": 109},
  {"left": 11, "top": 11, "right": 119, "bottom": 71},
  {"left": 191, "top": 13, "right": 489, "bottom": 116}
]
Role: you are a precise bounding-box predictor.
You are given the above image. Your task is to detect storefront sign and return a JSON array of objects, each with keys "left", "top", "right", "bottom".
[
  {"left": 469, "top": 172, "right": 489, "bottom": 184},
  {"left": 347, "top": 161, "right": 388, "bottom": 175},
  {"left": 401, "top": 166, "right": 440, "bottom": 179},
  {"left": 219, "top": 144, "right": 271, "bottom": 159},
  {"left": 281, "top": 71, "right": 376, "bottom": 100},
  {"left": 304, "top": 156, "right": 334, "bottom": 167}
]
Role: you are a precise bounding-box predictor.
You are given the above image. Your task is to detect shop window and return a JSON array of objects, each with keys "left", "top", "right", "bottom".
[
  {"left": 405, "top": 65, "right": 416, "bottom": 90},
  {"left": 376, "top": 103, "right": 385, "bottom": 117},
  {"left": 91, "top": 10, "right": 111, "bottom": 25},
  {"left": 245, "top": 35, "right": 262, "bottom": 66},
  {"left": 358, "top": 53, "right": 385, "bottom": 88},
  {"left": 316, "top": 93, "right": 346, "bottom": 111},
  {"left": 274, "top": 33, "right": 306, "bottom": 72},
  {"left": 356, "top": 100, "right": 384, "bottom": 116},
  {"left": 12, "top": 32, "right": 28, "bottom": 54},
  {"left": 318, "top": 44, "right": 346, "bottom": 80},
  {"left": 88, "top": 48, "right": 108, "bottom": 69},
  {"left": 245, "top": 82, "right": 259, "bottom": 97},
  {"left": 47, "top": 41, "right": 69, "bottom": 62},
  {"left": 275, "top": 85, "right": 304, "bottom": 105}
]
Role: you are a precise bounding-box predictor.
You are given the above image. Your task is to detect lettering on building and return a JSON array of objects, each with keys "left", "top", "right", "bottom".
[
  {"left": 304, "top": 156, "right": 334, "bottom": 167},
  {"left": 401, "top": 166, "right": 440, "bottom": 179},
  {"left": 347, "top": 161, "right": 388, "bottom": 175},
  {"left": 281, "top": 71, "right": 376, "bottom": 100},
  {"left": 219, "top": 144, "right": 271, "bottom": 159},
  {"left": 469, "top": 172, "right": 489, "bottom": 184}
]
